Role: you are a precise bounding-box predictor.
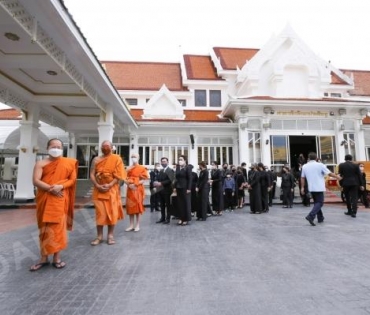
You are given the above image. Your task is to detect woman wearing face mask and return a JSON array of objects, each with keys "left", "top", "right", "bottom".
[
  {"left": 125, "top": 153, "right": 149, "bottom": 232},
  {"left": 173, "top": 155, "right": 192, "bottom": 225},
  {"left": 209, "top": 161, "right": 223, "bottom": 215},
  {"left": 196, "top": 161, "right": 210, "bottom": 221}
]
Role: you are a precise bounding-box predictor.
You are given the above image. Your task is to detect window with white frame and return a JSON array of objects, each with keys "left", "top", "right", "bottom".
[
  {"left": 194, "top": 89, "right": 222, "bottom": 107},
  {"left": 138, "top": 145, "right": 189, "bottom": 166},
  {"left": 194, "top": 90, "right": 207, "bottom": 107},
  {"left": 126, "top": 98, "right": 138, "bottom": 106},
  {"left": 248, "top": 132, "right": 261, "bottom": 163},
  {"left": 343, "top": 133, "right": 356, "bottom": 160},
  {"left": 197, "top": 146, "right": 233, "bottom": 165},
  {"left": 209, "top": 90, "right": 221, "bottom": 107},
  {"left": 179, "top": 99, "right": 187, "bottom": 107}
]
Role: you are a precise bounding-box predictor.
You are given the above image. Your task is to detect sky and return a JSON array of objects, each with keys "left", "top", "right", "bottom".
[
  {"left": 1, "top": 0, "right": 369, "bottom": 109},
  {"left": 62, "top": 0, "right": 370, "bottom": 70}
]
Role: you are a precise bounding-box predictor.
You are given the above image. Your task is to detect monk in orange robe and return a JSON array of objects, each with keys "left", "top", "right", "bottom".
[
  {"left": 90, "top": 140, "right": 126, "bottom": 245},
  {"left": 30, "top": 138, "right": 78, "bottom": 271},
  {"left": 124, "top": 153, "right": 149, "bottom": 232}
]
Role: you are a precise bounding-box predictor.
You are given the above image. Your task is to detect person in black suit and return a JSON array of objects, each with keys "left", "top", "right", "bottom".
[
  {"left": 173, "top": 155, "right": 192, "bottom": 226},
  {"left": 209, "top": 161, "right": 223, "bottom": 215},
  {"left": 188, "top": 164, "right": 199, "bottom": 216},
  {"left": 196, "top": 161, "right": 210, "bottom": 221},
  {"left": 149, "top": 163, "right": 161, "bottom": 212},
  {"left": 154, "top": 157, "right": 174, "bottom": 224},
  {"left": 338, "top": 154, "right": 362, "bottom": 218},
  {"left": 359, "top": 163, "right": 370, "bottom": 208},
  {"left": 258, "top": 163, "right": 271, "bottom": 212}
]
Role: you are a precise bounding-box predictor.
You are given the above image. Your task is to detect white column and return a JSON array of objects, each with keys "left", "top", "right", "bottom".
[
  {"left": 261, "top": 126, "right": 271, "bottom": 166},
  {"left": 188, "top": 132, "right": 197, "bottom": 166},
  {"left": 238, "top": 125, "right": 248, "bottom": 165},
  {"left": 355, "top": 119, "right": 366, "bottom": 161},
  {"left": 67, "top": 132, "right": 76, "bottom": 158},
  {"left": 129, "top": 134, "right": 138, "bottom": 160},
  {"left": 97, "top": 108, "right": 114, "bottom": 154},
  {"left": 335, "top": 119, "right": 345, "bottom": 163},
  {"left": 14, "top": 107, "right": 40, "bottom": 202}
]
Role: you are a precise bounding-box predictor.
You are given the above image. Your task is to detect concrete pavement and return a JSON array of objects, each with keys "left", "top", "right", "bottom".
[{"left": 1, "top": 202, "right": 370, "bottom": 315}]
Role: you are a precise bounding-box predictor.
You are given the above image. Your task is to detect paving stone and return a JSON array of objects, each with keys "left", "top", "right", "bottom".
[{"left": 1, "top": 203, "right": 370, "bottom": 314}]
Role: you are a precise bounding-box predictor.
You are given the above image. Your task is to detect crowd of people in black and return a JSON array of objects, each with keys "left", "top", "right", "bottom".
[{"left": 148, "top": 153, "right": 369, "bottom": 226}]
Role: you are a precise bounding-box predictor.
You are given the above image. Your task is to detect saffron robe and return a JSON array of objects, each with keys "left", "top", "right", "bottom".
[
  {"left": 92, "top": 154, "right": 126, "bottom": 225},
  {"left": 36, "top": 157, "right": 78, "bottom": 256},
  {"left": 126, "top": 164, "right": 149, "bottom": 215}
]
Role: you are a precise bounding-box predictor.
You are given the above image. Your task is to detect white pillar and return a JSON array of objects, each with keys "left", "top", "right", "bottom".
[
  {"left": 97, "top": 108, "right": 114, "bottom": 154},
  {"left": 188, "top": 132, "right": 197, "bottom": 167},
  {"left": 129, "top": 134, "right": 138, "bottom": 160},
  {"left": 67, "top": 132, "right": 76, "bottom": 158},
  {"left": 335, "top": 119, "right": 346, "bottom": 163},
  {"left": 238, "top": 125, "right": 248, "bottom": 165},
  {"left": 14, "top": 107, "right": 40, "bottom": 202},
  {"left": 355, "top": 119, "right": 366, "bottom": 161},
  {"left": 261, "top": 126, "right": 271, "bottom": 166}
]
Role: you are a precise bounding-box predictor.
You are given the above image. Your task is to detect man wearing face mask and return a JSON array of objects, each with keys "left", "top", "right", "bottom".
[
  {"left": 125, "top": 153, "right": 149, "bottom": 232},
  {"left": 30, "top": 138, "right": 78, "bottom": 271},
  {"left": 90, "top": 140, "right": 127, "bottom": 245},
  {"left": 155, "top": 157, "right": 175, "bottom": 224}
]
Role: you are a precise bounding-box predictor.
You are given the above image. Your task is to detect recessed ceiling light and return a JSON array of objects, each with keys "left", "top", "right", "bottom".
[
  {"left": 4, "top": 32, "right": 20, "bottom": 41},
  {"left": 47, "top": 70, "right": 58, "bottom": 76}
]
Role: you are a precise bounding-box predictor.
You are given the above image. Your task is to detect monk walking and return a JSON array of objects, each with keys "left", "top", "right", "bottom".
[
  {"left": 125, "top": 153, "right": 149, "bottom": 232},
  {"left": 30, "top": 138, "right": 78, "bottom": 271},
  {"left": 90, "top": 140, "right": 126, "bottom": 245}
]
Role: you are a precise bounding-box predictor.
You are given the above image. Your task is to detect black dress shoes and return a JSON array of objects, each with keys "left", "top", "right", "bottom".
[
  {"left": 163, "top": 220, "right": 170, "bottom": 224},
  {"left": 305, "top": 216, "right": 316, "bottom": 226},
  {"left": 156, "top": 219, "right": 165, "bottom": 224},
  {"left": 344, "top": 211, "right": 352, "bottom": 216},
  {"left": 351, "top": 214, "right": 356, "bottom": 218}
]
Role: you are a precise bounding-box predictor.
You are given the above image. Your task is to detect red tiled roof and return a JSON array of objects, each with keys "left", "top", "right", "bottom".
[
  {"left": 213, "top": 47, "right": 259, "bottom": 70},
  {"left": 342, "top": 70, "right": 370, "bottom": 96},
  {"left": 101, "top": 61, "right": 187, "bottom": 91},
  {"left": 363, "top": 116, "right": 370, "bottom": 124},
  {"left": 130, "top": 109, "right": 227, "bottom": 122},
  {"left": 0, "top": 108, "right": 21, "bottom": 119},
  {"left": 238, "top": 96, "right": 362, "bottom": 102},
  {"left": 183, "top": 55, "right": 222, "bottom": 80},
  {"left": 330, "top": 71, "right": 349, "bottom": 85}
]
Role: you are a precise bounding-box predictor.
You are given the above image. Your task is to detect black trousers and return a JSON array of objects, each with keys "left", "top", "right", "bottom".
[
  {"left": 159, "top": 192, "right": 172, "bottom": 221},
  {"left": 343, "top": 185, "right": 359, "bottom": 214},
  {"left": 224, "top": 189, "right": 234, "bottom": 210},
  {"left": 197, "top": 188, "right": 209, "bottom": 219},
  {"left": 150, "top": 193, "right": 160, "bottom": 211}
]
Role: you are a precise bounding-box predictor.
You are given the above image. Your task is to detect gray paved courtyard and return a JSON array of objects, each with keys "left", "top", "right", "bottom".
[{"left": 1, "top": 203, "right": 370, "bottom": 315}]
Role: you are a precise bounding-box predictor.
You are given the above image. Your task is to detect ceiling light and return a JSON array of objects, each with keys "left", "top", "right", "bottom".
[
  {"left": 47, "top": 70, "right": 58, "bottom": 76},
  {"left": 4, "top": 32, "right": 20, "bottom": 41}
]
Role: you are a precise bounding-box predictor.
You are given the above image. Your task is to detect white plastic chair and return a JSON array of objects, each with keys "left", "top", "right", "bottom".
[
  {"left": 0, "top": 183, "right": 5, "bottom": 198},
  {"left": 4, "top": 183, "right": 15, "bottom": 199}
]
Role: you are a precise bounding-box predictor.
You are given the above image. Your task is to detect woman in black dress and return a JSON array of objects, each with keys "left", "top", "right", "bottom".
[
  {"left": 173, "top": 155, "right": 192, "bottom": 225},
  {"left": 196, "top": 161, "right": 210, "bottom": 221},
  {"left": 209, "top": 161, "right": 223, "bottom": 215}
]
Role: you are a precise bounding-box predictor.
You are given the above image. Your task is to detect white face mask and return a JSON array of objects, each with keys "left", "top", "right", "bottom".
[
  {"left": 48, "top": 148, "right": 63, "bottom": 158},
  {"left": 131, "top": 157, "right": 138, "bottom": 163},
  {"left": 156, "top": 166, "right": 161, "bottom": 171}
]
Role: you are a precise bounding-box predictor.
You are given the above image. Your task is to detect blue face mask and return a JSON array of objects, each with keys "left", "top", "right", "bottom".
[{"left": 161, "top": 163, "right": 167, "bottom": 168}]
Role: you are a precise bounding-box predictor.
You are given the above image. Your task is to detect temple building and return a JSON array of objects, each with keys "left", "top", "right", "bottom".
[{"left": 0, "top": 0, "right": 369, "bottom": 201}]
